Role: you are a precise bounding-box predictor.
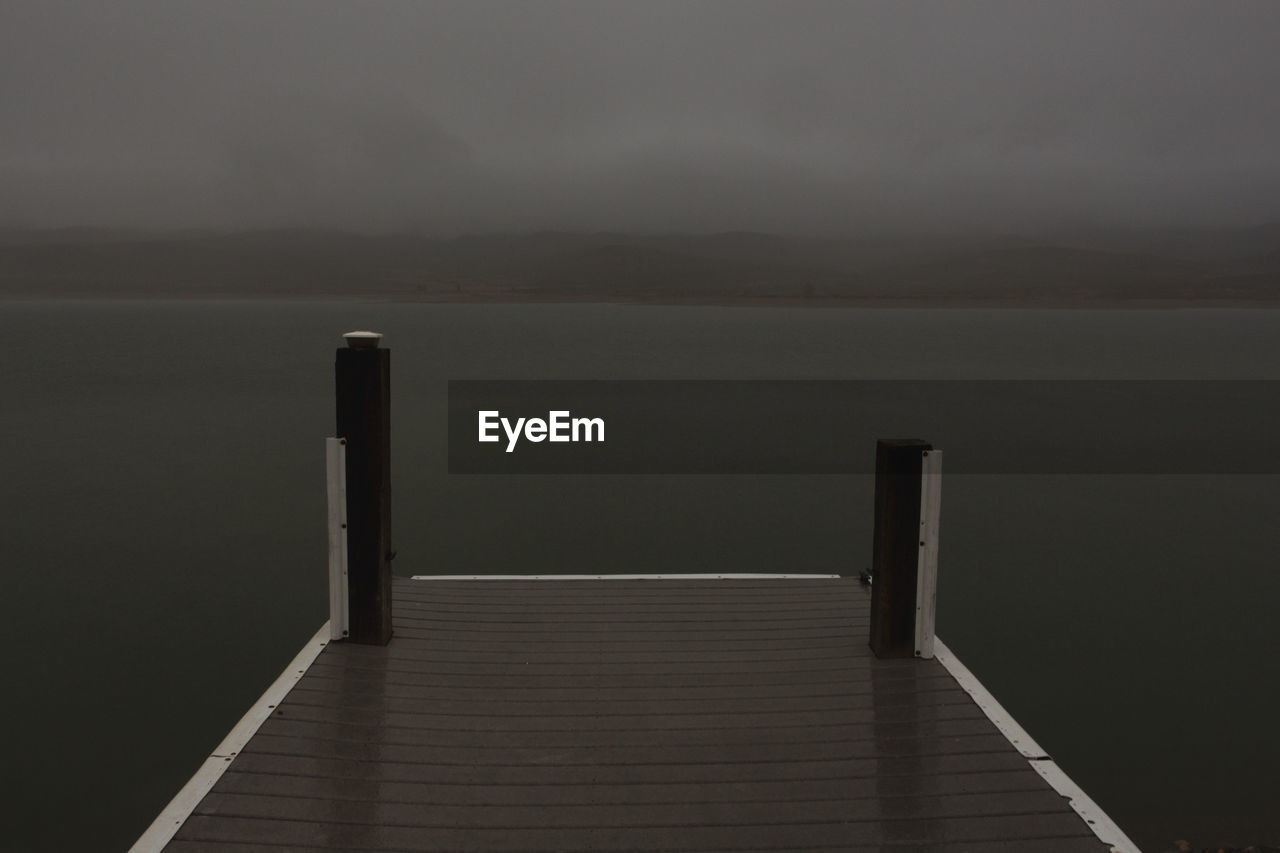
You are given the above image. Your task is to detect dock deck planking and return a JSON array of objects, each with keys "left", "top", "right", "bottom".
[{"left": 152, "top": 577, "right": 1118, "bottom": 852}]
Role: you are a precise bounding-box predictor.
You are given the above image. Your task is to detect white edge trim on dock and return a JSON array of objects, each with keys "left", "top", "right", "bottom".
[
  {"left": 933, "top": 637, "right": 1142, "bottom": 853},
  {"left": 128, "top": 622, "right": 332, "bottom": 853},
  {"left": 410, "top": 573, "right": 842, "bottom": 580}
]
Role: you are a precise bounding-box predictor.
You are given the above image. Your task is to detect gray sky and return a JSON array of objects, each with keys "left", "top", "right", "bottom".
[{"left": 3, "top": 1, "right": 1279, "bottom": 234}]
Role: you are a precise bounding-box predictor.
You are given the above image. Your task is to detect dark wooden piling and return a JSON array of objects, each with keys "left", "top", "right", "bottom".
[
  {"left": 869, "top": 438, "right": 932, "bottom": 658},
  {"left": 334, "top": 331, "right": 393, "bottom": 645}
]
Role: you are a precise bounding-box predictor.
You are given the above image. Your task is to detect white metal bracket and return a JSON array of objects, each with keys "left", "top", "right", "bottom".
[
  {"left": 325, "top": 437, "right": 349, "bottom": 641},
  {"left": 915, "top": 448, "right": 942, "bottom": 658}
]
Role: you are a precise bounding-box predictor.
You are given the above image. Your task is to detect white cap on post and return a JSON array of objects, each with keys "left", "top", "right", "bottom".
[{"left": 343, "top": 331, "right": 382, "bottom": 349}]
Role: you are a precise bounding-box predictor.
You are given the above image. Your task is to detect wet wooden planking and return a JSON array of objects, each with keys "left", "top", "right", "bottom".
[{"left": 165, "top": 577, "right": 1110, "bottom": 852}]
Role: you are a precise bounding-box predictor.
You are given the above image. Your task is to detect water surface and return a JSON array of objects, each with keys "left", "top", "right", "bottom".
[{"left": 2, "top": 301, "right": 1278, "bottom": 852}]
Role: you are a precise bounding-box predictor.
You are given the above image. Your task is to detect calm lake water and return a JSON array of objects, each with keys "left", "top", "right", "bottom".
[{"left": 2, "top": 300, "right": 1278, "bottom": 852}]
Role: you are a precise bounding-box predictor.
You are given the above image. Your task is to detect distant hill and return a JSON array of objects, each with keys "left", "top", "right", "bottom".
[{"left": 0, "top": 227, "right": 1276, "bottom": 306}]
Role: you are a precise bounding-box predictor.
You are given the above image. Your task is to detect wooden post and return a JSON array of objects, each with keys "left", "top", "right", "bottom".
[
  {"left": 869, "top": 438, "right": 934, "bottom": 658},
  {"left": 335, "top": 331, "right": 393, "bottom": 645}
]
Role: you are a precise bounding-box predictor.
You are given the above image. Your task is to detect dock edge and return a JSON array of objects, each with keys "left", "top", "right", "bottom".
[
  {"left": 128, "top": 622, "right": 332, "bottom": 853},
  {"left": 934, "top": 637, "right": 1142, "bottom": 853},
  {"left": 409, "top": 573, "right": 843, "bottom": 580}
]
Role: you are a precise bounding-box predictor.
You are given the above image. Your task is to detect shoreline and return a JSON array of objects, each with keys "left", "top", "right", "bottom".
[
  {"left": 4, "top": 289, "right": 1279, "bottom": 310},
  {"left": 4, "top": 227, "right": 1276, "bottom": 310}
]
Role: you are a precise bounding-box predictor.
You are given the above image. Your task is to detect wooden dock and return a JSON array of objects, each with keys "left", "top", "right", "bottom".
[
  {"left": 136, "top": 575, "right": 1133, "bottom": 852},
  {"left": 132, "top": 333, "right": 1138, "bottom": 852}
]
